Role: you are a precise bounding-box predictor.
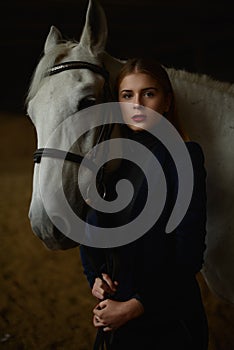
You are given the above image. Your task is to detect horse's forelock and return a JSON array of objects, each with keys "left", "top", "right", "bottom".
[{"left": 26, "top": 41, "right": 78, "bottom": 105}]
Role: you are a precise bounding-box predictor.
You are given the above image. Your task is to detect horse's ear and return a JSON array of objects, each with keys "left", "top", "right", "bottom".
[
  {"left": 79, "top": 0, "right": 107, "bottom": 54},
  {"left": 44, "top": 26, "right": 63, "bottom": 54}
]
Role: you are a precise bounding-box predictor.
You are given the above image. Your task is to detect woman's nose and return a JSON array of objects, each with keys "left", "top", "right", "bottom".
[
  {"left": 133, "top": 102, "right": 144, "bottom": 110},
  {"left": 133, "top": 94, "right": 143, "bottom": 107}
]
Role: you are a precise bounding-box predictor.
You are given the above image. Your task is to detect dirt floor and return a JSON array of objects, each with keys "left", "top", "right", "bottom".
[{"left": 0, "top": 113, "right": 234, "bottom": 350}]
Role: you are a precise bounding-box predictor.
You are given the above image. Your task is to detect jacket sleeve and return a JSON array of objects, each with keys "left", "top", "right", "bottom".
[
  {"left": 79, "top": 209, "right": 106, "bottom": 289},
  {"left": 134, "top": 142, "right": 207, "bottom": 317},
  {"left": 174, "top": 142, "right": 207, "bottom": 274},
  {"left": 79, "top": 244, "right": 108, "bottom": 289},
  {"left": 79, "top": 245, "right": 97, "bottom": 288}
]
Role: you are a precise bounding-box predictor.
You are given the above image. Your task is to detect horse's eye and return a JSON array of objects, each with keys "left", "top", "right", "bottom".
[{"left": 78, "top": 96, "right": 96, "bottom": 111}]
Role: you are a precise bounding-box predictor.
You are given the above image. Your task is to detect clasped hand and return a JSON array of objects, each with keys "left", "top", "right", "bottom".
[{"left": 92, "top": 273, "right": 144, "bottom": 332}]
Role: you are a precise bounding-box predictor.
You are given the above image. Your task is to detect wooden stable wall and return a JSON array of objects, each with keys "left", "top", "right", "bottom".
[{"left": 1, "top": 0, "right": 234, "bottom": 112}]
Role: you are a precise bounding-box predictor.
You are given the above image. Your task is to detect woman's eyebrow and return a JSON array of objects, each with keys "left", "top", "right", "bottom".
[
  {"left": 141, "top": 87, "right": 158, "bottom": 91},
  {"left": 120, "top": 89, "right": 132, "bottom": 93},
  {"left": 120, "top": 87, "right": 158, "bottom": 93}
]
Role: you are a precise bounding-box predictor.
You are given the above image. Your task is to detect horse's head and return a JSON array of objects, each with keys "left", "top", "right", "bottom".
[{"left": 26, "top": 0, "right": 123, "bottom": 250}]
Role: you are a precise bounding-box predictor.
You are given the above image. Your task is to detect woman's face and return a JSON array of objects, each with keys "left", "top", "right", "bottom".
[{"left": 118, "top": 72, "right": 171, "bottom": 131}]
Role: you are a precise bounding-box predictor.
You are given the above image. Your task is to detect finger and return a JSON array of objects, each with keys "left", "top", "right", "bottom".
[
  {"left": 93, "top": 304, "right": 104, "bottom": 315},
  {"left": 93, "top": 315, "right": 107, "bottom": 328},
  {"left": 94, "top": 315, "right": 101, "bottom": 323},
  {"left": 93, "top": 307, "right": 100, "bottom": 315},
  {"left": 93, "top": 316, "right": 98, "bottom": 327},
  {"left": 93, "top": 316, "right": 102, "bottom": 327},
  {"left": 92, "top": 288, "right": 105, "bottom": 300},
  {"left": 97, "top": 299, "right": 108, "bottom": 310},
  {"left": 101, "top": 273, "right": 117, "bottom": 292},
  {"left": 93, "top": 277, "right": 105, "bottom": 290},
  {"left": 93, "top": 278, "right": 113, "bottom": 298}
]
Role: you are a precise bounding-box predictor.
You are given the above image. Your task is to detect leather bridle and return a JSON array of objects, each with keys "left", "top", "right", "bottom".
[{"left": 33, "top": 60, "right": 112, "bottom": 171}]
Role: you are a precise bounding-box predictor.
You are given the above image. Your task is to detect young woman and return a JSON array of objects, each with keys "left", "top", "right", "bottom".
[{"left": 79, "top": 58, "right": 208, "bottom": 349}]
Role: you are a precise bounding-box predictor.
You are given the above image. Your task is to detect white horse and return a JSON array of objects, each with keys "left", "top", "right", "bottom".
[
  {"left": 26, "top": 0, "right": 234, "bottom": 305},
  {"left": 167, "top": 69, "right": 234, "bottom": 305},
  {"left": 26, "top": 0, "right": 123, "bottom": 250}
]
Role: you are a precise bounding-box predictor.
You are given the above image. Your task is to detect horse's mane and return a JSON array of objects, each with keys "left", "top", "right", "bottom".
[
  {"left": 167, "top": 67, "right": 234, "bottom": 97},
  {"left": 26, "top": 40, "right": 78, "bottom": 105}
]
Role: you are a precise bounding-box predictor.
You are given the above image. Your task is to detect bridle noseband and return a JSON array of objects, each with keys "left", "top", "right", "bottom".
[{"left": 33, "top": 148, "right": 98, "bottom": 173}]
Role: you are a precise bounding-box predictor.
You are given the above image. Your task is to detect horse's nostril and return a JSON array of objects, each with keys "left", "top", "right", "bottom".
[{"left": 51, "top": 215, "right": 70, "bottom": 236}]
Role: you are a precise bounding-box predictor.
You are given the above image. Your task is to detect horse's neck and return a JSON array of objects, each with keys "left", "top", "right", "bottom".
[
  {"left": 167, "top": 67, "right": 234, "bottom": 135},
  {"left": 168, "top": 67, "right": 234, "bottom": 95}
]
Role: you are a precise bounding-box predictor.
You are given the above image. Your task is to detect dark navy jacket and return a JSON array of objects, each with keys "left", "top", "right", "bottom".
[{"left": 79, "top": 132, "right": 207, "bottom": 326}]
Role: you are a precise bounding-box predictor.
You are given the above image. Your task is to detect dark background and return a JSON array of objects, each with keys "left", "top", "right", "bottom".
[
  {"left": 1, "top": 0, "right": 234, "bottom": 114},
  {"left": 1, "top": 2, "right": 234, "bottom": 348}
]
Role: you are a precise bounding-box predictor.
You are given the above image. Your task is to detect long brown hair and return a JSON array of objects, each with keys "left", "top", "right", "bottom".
[{"left": 115, "top": 58, "right": 187, "bottom": 140}]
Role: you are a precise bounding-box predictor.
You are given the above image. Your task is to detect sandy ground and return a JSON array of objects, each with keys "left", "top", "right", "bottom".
[{"left": 0, "top": 113, "right": 234, "bottom": 350}]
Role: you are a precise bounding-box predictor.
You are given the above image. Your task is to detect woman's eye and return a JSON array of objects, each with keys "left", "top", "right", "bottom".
[
  {"left": 122, "top": 93, "right": 132, "bottom": 99},
  {"left": 78, "top": 96, "right": 96, "bottom": 111},
  {"left": 144, "top": 91, "right": 154, "bottom": 97}
]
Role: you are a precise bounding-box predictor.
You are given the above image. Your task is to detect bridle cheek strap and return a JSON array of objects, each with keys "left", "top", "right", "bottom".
[{"left": 33, "top": 60, "right": 113, "bottom": 192}]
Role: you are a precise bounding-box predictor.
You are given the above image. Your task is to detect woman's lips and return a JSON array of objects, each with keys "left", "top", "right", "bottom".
[{"left": 131, "top": 114, "right": 147, "bottom": 123}]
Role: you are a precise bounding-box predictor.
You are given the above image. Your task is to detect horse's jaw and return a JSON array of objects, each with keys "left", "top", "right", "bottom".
[
  {"left": 28, "top": 197, "right": 79, "bottom": 250},
  {"left": 28, "top": 165, "right": 80, "bottom": 250}
]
